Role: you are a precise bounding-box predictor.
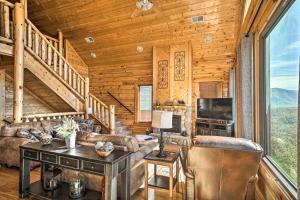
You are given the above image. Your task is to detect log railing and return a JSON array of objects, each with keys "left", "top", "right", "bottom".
[
  {"left": 44, "top": 34, "right": 60, "bottom": 52},
  {"left": 2, "top": 2, "right": 116, "bottom": 133},
  {"left": 22, "top": 112, "right": 85, "bottom": 122},
  {"left": 88, "top": 93, "right": 115, "bottom": 133},
  {"left": 24, "top": 19, "right": 86, "bottom": 100},
  {"left": 0, "top": 0, "right": 14, "bottom": 44}
]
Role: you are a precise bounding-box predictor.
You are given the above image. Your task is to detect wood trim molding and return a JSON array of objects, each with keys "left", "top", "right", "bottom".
[{"left": 257, "top": 159, "right": 296, "bottom": 200}]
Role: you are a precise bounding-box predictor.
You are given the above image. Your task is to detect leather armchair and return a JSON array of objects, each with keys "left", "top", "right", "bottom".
[{"left": 180, "top": 136, "right": 263, "bottom": 200}]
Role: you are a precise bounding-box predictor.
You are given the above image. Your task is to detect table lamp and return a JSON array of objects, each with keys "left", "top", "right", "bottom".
[{"left": 152, "top": 110, "right": 173, "bottom": 157}]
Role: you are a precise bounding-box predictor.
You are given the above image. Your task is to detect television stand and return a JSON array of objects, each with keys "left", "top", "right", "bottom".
[{"left": 195, "top": 118, "right": 234, "bottom": 137}]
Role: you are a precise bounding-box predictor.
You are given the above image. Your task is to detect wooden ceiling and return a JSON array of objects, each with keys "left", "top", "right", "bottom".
[{"left": 27, "top": 0, "right": 241, "bottom": 67}]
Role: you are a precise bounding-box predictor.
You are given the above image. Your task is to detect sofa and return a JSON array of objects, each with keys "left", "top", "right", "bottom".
[
  {"left": 0, "top": 119, "right": 157, "bottom": 196},
  {"left": 0, "top": 118, "right": 101, "bottom": 167},
  {"left": 180, "top": 136, "right": 263, "bottom": 200}
]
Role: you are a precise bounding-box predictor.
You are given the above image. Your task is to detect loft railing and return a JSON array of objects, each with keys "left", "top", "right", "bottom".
[
  {"left": 22, "top": 112, "right": 85, "bottom": 122},
  {"left": 0, "top": 0, "right": 14, "bottom": 44},
  {"left": 107, "top": 91, "right": 134, "bottom": 114},
  {"left": 44, "top": 34, "right": 60, "bottom": 52},
  {"left": 24, "top": 19, "right": 86, "bottom": 100}
]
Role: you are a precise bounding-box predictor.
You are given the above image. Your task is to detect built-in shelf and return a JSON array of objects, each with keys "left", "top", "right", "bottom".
[
  {"left": 148, "top": 175, "right": 177, "bottom": 190},
  {"left": 29, "top": 181, "right": 101, "bottom": 200}
]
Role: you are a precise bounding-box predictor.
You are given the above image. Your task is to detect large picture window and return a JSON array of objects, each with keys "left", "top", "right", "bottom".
[{"left": 263, "top": 0, "right": 299, "bottom": 186}]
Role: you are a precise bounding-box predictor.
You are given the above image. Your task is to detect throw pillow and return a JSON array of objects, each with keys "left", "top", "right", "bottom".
[{"left": 16, "top": 128, "right": 39, "bottom": 142}]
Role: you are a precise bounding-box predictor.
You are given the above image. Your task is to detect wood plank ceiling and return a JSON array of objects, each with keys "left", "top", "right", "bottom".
[
  {"left": 28, "top": 0, "right": 241, "bottom": 68},
  {"left": 27, "top": 0, "right": 242, "bottom": 133}
]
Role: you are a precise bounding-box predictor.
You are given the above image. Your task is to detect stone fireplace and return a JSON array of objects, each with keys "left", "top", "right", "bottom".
[
  {"left": 152, "top": 105, "right": 192, "bottom": 136},
  {"left": 164, "top": 115, "right": 181, "bottom": 133}
]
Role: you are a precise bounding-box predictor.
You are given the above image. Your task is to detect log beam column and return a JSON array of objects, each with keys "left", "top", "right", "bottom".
[
  {"left": 84, "top": 77, "right": 90, "bottom": 119},
  {"left": 109, "top": 105, "right": 116, "bottom": 134},
  {"left": 0, "top": 70, "right": 5, "bottom": 126},
  {"left": 13, "top": 3, "right": 25, "bottom": 123}
]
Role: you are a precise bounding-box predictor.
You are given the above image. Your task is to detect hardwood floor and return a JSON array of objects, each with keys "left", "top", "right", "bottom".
[{"left": 0, "top": 166, "right": 182, "bottom": 200}]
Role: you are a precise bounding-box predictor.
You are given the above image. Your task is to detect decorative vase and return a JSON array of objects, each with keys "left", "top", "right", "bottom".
[{"left": 65, "top": 133, "right": 76, "bottom": 149}]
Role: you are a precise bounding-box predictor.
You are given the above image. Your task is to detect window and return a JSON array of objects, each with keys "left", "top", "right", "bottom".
[
  {"left": 263, "top": 0, "right": 300, "bottom": 187},
  {"left": 137, "top": 85, "right": 152, "bottom": 122}
]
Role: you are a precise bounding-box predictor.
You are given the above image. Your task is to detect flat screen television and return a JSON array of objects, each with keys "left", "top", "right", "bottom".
[{"left": 197, "top": 98, "right": 233, "bottom": 120}]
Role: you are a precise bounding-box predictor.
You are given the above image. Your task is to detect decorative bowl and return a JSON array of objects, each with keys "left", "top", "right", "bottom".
[
  {"left": 40, "top": 134, "right": 53, "bottom": 145},
  {"left": 95, "top": 142, "right": 114, "bottom": 157}
]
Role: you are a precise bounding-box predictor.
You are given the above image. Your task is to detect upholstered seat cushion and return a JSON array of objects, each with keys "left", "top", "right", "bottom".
[
  {"left": 0, "top": 122, "right": 43, "bottom": 137},
  {"left": 0, "top": 136, "right": 35, "bottom": 151},
  {"left": 0, "top": 136, "right": 39, "bottom": 168}
]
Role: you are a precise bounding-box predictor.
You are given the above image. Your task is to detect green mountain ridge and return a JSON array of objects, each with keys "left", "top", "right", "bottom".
[{"left": 271, "top": 88, "right": 298, "bottom": 108}]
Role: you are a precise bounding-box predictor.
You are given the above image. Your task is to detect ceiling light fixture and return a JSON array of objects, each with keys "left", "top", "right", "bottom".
[
  {"left": 85, "top": 36, "right": 94, "bottom": 44},
  {"left": 137, "top": 46, "right": 144, "bottom": 53},
  {"left": 204, "top": 36, "right": 213, "bottom": 44},
  {"left": 91, "top": 52, "right": 97, "bottom": 58},
  {"left": 136, "top": 0, "right": 153, "bottom": 11}
]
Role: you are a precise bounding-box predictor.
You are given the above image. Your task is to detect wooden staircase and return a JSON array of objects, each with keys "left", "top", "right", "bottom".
[{"left": 0, "top": 0, "right": 116, "bottom": 133}]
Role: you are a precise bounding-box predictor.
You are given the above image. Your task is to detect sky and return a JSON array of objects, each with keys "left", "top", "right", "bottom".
[{"left": 269, "top": 0, "right": 300, "bottom": 90}]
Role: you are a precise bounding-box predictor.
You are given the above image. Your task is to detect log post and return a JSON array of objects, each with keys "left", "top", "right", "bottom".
[
  {"left": 58, "top": 30, "right": 63, "bottom": 55},
  {"left": 20, "top": 0, "right": 28, "bottom": 18},
  {"left": 109, "top": 105, "right": 116, "bottom": 134},
  {"left": 13, "top": 3, "right": 25, "bottom": 123},
  {"left": 0, "top": 70, "right": 5, "bottom": 126},
  {"left": 84, "top": 77, "right": 90, "bottom": 119}
]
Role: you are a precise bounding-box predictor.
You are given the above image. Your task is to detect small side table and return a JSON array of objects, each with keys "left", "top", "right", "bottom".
[{"left": 144, "top": 150, "right": 180, "bottom": 199}]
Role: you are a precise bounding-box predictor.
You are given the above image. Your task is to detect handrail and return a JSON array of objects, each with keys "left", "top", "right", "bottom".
[
  {"left": 0, "top": 0, "right": 14, "bottom": 8},
  {"left": 2, "top": 118, "right": 12, "bottom": 125},
  {"left": 22, "top": 112, "right": 85, "bottom": 122},
  {"left": 25, "top": 19, "right": 85, "bottom": 80},
  {"left": 0, "top": 0, "right": 14, "bottom": 43},
  {"left": 44, "top": 34, "right": 59, "bottom": 43},
  {"left": 107, "top": 91, "right": 134, "bottom": 114},
  {"left": 24, "top": 18, "right": 86, "bottom": 99},
  {"left": 88, "top": 94, "right": 110, "bottom": 128},
  {"left": 89, "top": 93, "right": 108, "bottom": 108}
]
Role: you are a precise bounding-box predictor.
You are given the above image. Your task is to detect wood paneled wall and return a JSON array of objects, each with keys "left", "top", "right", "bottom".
[
  {"left": 65, "top": 40, "right": 89, "bottom": 77},
  {"left": 4, "top": 75, "right": 53, "bottom": 121},
  {"left": 89, "top": 58, "right": 153, "bottom": 134}
]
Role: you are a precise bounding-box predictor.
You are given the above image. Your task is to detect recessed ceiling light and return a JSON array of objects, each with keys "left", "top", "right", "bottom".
[
  {"left": 91, "top": 52, "right": 96, "bottom": 58},
  {"left": 85, "top": 36, "right": 94, "bottom": 44},
  {"left": 204, "top": 36, "right": 213, "bottom": 44},
  {"left": 137, "top": 46, "right": 144, "bottom": 53}
]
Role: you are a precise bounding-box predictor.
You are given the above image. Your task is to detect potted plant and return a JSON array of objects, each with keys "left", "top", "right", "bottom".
[{"left": 55, "top": 118, "right": 79, "bottom": 149}]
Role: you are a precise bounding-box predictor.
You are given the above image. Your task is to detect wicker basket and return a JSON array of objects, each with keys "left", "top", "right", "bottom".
[{"left": 96, "top": 149, "right": 113, "bottom": 157}]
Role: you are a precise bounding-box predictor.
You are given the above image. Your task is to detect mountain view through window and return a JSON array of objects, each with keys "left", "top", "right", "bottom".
[{"left": 266, "top": 0, "right": 300, "bottom": 185}]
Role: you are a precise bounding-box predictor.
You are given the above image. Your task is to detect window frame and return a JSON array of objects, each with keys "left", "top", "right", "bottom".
[
  {"left": 259, "top": 0, "right": 298, "bottom": 196},
  {"left": 136, "top": 85, "right": 153, "bottom": 123}
]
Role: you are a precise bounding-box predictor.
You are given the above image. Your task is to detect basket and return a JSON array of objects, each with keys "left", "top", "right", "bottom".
[{"left": 96, "top": 149, "right": 113, "bottom": 157}]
